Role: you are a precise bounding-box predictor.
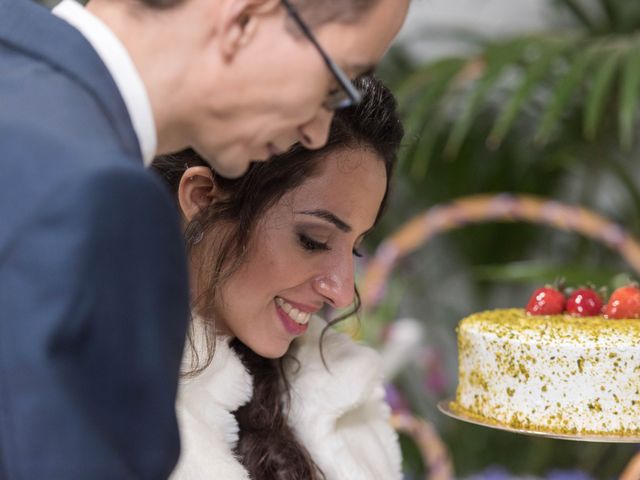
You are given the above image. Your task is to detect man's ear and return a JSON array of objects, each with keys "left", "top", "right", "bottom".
[
  {"left": 218, "top": 0, "right": 281, "bottom": 60},
  {"left": 177, "top": 166, "right": 218, "bottom": 221}
]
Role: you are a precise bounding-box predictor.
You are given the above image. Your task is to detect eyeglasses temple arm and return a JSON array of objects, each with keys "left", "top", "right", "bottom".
[{"left": 280, "top": 0, "right": 361, "bottom": 104}]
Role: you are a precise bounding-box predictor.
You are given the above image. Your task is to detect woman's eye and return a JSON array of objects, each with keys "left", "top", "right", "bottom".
[
  {"left": 298, "top": 233, "right": 364, "bottom": 257},
  {"left": 298, "top": 233, "right": 329, "bottom": 252}
]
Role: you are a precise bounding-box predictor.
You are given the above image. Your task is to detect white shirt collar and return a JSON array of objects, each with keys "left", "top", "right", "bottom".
[{"left": 53, "top": 0, "right": 157, "bottom": 166}]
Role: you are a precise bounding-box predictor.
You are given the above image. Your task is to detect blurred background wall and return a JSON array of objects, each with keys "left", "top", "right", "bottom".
[{"left": 398, "top": 0, "right": 552, "bottom": 61}]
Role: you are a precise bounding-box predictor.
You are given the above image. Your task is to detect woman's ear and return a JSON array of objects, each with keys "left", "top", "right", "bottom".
[
  {"left": 177, "top": 166, "right": 217, "bottom": 221},
  {"left": 218, "top": 0, "right": 281, "bottom": 60}
]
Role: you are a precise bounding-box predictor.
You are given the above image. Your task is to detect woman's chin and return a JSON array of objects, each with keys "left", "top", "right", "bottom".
[{"left": 246, "top": 338, "right": 292, "bottom": 360}]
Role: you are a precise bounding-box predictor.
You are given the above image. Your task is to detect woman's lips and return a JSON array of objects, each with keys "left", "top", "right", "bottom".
[
  {"left": 275, "top": 302, "right": 309, "bottom": 336},
  {"left": 277, "top": 297, "right": 318, "bottom": 314}
]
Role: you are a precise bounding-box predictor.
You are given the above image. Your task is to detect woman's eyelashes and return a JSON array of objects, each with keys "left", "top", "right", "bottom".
[
  {"left": 298, "top": 233, "right": 329, "bottom": 252},
  {"left": 297, "top": 232, "right": 364, "bottom": 258}
]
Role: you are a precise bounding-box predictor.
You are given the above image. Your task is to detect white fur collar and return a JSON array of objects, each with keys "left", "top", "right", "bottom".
[
  {"left": 171, "top": 332, "right": 252, "bottom": 480},
  {"left": 285, "top": 318, "right": 402, "bottom": 480},
  {"left": 171, "top": 317, "right": 402, "bottom": 480}
]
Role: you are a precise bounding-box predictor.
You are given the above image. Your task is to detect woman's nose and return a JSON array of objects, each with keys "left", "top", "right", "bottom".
[
  {"left": 298, "top": 108, "right": 334, "bottom": 150},
  {"left": 312, "top": 262, "right": 355, "bottom": 309}
]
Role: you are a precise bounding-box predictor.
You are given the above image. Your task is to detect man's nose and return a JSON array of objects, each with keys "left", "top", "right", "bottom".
[{"left": 298, "top": 108, "right": 334, "bottom": 150}]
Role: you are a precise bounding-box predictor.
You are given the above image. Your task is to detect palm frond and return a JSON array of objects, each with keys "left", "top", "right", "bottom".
[
  {"left": 600, "top": 0, "right": 619, "bottom": 31},
  {"left": 583, "top": 49, "right": 621, "bottom": 140},
  {"left": 535, "top": 44, "right": 596, "bottom": 144},
  {"left": 473, "top": 261, "right": 619, "bottom": 287},
  {"left": 618, "top": 43, "right": 640, "bottom": 150},
  {"left": 614, "top": 1, "right": 640, "bottom": 33},
  {"left": 443, "top": 39, "right": 533, "bottom": 158},
  {"left": 399, "top": 58, "right": 466, "bottom": 140},
  {"left": 556, "top": 0, "right": 598, "bottom": 32},
  {"left": 488, "top": 40, "right": 571, "bottom": 148},
  {"left": 397, "top": 58, "right": 467, "bottom": 179}
]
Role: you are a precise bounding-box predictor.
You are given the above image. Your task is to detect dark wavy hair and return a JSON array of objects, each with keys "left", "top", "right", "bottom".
[{"left": 151, "top": 75, "right": 403, "bottom": 480}]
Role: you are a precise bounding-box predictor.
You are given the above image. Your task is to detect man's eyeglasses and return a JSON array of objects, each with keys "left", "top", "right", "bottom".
[{"left": 280, "top": 0, "right": 362, "bottom": 110}]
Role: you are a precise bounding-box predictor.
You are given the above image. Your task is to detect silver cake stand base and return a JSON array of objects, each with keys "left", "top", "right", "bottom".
[{"left": 438, "top": 399, "right": 640, "bottom": 443}]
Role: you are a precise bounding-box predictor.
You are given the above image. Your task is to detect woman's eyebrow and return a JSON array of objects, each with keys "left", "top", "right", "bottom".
[{"left": 294, "top": 209, "right": 351, "bottom": 233}]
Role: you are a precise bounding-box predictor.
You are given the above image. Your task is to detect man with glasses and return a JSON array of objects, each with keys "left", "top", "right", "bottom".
[{"left": 0, "top": 0, "right": 409, "bottom": 478}]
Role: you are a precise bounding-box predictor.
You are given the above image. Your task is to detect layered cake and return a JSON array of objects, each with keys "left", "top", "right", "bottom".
[{"left": 453, "top": 304, "right": 640, "bottom": 436}]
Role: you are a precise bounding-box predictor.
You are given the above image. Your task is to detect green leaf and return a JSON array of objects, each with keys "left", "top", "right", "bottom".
[
  {"left": 473, "top": 261, "right": 620, "bottom": 287},
  {"left": 401, "top": 59, "right": 467, "bottom": 179},
  {"left": 615, "top": 2, "right": 640, "bottom": 33},
  {"left": 401, "top": 58, "right": 466, "bottom": 138},
  {"left": 557, "top": 0, "right": 598, "bottom": 32},
  {"left": 600, "top": 0, "right": 620, "bottom": 31},
  {"left": 583, "top": 50, "right": 621, "bottom": 140},
  {"left": 618, "top": 43, "right": 640, "bottom": 150},
  {"left": 396, "top": 67, "right": 436, "bottom": 106},
  {"left": 408, "top": 115, "right": 443, "bottom": 180},
  {"left": 444, "top": 39, "right": 530, "bottom": 158},
  {"left": 488, "top": 41, "right": 569, "bottom": 148},
  {"left": 535, "top": 45, "right": 596, "bottom": 145}
]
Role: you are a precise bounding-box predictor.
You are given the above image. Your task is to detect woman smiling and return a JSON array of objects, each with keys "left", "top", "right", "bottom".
[{"left": 152, "top": 75, "right": 404, "bottom": 480}]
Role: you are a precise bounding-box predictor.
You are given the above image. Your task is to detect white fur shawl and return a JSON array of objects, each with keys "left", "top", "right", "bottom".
[{"left": 170, "top": 317, "right": 402, "bottom": 480}]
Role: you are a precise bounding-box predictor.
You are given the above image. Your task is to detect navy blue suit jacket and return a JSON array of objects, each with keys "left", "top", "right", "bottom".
[{"left": 0, "top": 0, "right": 189, "bottom": 478}]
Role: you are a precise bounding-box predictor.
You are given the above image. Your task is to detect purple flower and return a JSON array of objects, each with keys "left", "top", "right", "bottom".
[
  {"left": 476, "top": 466, "right": 511, "bottom": 480},
  {"left": 384, "top": 383, "right": 410, "bottom": 413},
  {"left": 546, "top": 470, "right": 592, "bottom": 480}
]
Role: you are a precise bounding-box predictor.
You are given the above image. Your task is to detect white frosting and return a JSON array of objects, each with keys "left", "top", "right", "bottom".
[{"left": 455, "top": 309, "right": 640, "bottom": 435}]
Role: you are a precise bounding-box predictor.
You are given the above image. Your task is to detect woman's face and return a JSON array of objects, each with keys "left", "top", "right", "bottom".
[{"left": 212, "top": 147, "right": 387, "bottom": 358}]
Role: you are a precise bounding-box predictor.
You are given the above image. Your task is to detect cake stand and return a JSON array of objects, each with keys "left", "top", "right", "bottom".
[{"left": 438, "top": 399, "right": 640, "bottom": 443}]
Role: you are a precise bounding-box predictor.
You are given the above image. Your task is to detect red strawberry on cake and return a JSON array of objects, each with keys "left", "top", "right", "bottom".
[
  {"left": 525, "top": 286, "right": 565, "bottom": 315},
  {"left": 566, "top": 288, "right": 603, "bottom": 317},
  {"left": 604, "top": 284, "right": 640, "bottom": 319}
]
